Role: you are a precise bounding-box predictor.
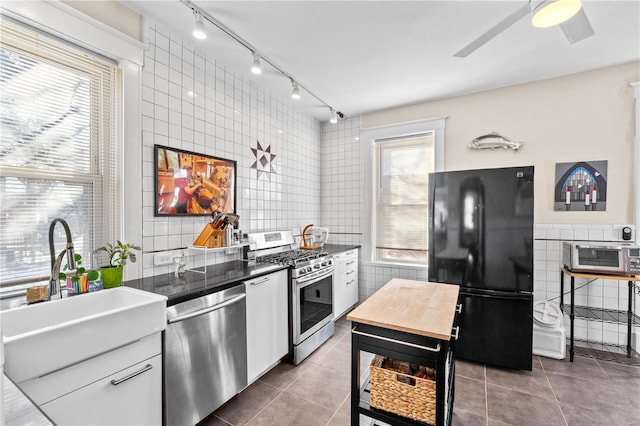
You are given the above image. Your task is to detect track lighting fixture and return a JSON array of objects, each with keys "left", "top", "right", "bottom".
[
  {"left": 250, "top": 52, "right": 262, "bottom": 75},
  {"left": 291, "top": 80, "right": 301, "bottom": 100},
  {"left": 182, "top": 0, "right": 343, "bottom": 119},
  {"left": 329, "top": 108, "right": 338, "bottom": 124},
  {"left": 192, "top": 11, "right": 207, "bottom": 40}
]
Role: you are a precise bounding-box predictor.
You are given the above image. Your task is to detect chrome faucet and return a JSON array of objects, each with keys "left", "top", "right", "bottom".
[{"left": 49, "top": 218, "right": 77, "bottom": 300}]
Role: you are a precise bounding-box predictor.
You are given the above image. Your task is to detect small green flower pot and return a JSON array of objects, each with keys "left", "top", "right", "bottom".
[{"left": 100, "top": 266, "right": 123, "bottom": 289}]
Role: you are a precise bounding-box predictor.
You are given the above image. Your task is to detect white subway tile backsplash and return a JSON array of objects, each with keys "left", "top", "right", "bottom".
[
  {"left": 588, "top": 229, "right": 604, "bottom": 241},
  {"left": 573, "top": 229, "right": 589, "bottom": 240},
  {"left": 560, "top": 229, "right": 574, "bottom": 240},
  {"left": 535, "top": 222, "right": 633, "bottom": 347},
  {"left": 547, "top": 229, "right": 560, "bottom": 239},
  {"left": 141, "top": 23, "right": 322, "bottom": 275}
]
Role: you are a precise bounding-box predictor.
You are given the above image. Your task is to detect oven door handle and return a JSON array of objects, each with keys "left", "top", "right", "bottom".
[
  {"left": 167, "top": 294, "right": 246, "bottom": 324},
  {"left": 295, "top": 268, "right": 334, "bottom": 286}
]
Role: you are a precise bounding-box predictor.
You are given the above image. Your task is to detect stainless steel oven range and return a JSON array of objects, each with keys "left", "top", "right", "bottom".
[{"left": 247, "top": 230, "right": 335, "bottom": 364}]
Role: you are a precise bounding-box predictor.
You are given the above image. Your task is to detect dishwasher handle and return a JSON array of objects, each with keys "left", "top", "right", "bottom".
[{"left": 167, "top": 293, "right": 246, "bottom": 324}]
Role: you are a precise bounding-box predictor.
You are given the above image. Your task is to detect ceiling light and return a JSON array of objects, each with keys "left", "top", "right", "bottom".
[
  {"left": 192, "top": 12, "right": 207, "bottom": 40},
  {"left": 251, "top": 53, "right": 262, "bottom": 75},
  {"left": 329, "top": 108, "right": 338, "bottom": 124},
  {"left": 532, "top": 0, "right": 582, "bottom": 28},
  {"left": 291, "top": 80, "right": 300, "bottom": 100}
]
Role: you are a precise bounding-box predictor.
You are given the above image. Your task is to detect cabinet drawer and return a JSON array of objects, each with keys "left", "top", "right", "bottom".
[
  {"left": 339, "top": 268, "right": 358, "bottom": 287},
  {"left": 337, "top": 250, "right": 358, "bottom": 274},
  {"left": 19, "top": 333, "right": 161, "bottom": 405},
  {"left": 40, "top": 354, "right": 162, "bottom": 426}
]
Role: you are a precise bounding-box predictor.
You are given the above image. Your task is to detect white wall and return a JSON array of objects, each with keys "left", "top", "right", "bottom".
[
  {"left": 363, "top": 62, "right": 640, "bottom": 226},
  {"left": 355, "top": 63, "right": 640, "bottom": 351},
  {"left": 139, "top": 23, "right": 322, "bottom": 277}
]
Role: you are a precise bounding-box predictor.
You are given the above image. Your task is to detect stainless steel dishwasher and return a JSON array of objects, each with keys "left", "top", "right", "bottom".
[{"left": 165, "top": 284, "right": 247, "bottom": 426}]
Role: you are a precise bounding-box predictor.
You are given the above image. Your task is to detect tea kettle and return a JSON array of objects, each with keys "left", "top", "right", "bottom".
[{"left": 300, "top": 224, "right": 330, "bottom": 249}]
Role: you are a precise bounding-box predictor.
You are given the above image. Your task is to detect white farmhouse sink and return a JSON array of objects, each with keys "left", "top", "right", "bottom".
[{"left": 1, "top": 286, "right": 167, "bottom": 383}]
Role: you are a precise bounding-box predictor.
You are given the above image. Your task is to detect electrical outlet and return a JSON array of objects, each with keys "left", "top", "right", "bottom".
[{"left": 154, "top": 252, "right": 174, "bottom": 266}]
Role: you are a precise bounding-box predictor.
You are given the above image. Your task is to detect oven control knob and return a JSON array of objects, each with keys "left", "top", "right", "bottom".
[
  {"left": 313, "top": 264, "right": 320, "bottom": 270},
  {"left": 306, "top": 266, "right": 313, "bottom": 273}
]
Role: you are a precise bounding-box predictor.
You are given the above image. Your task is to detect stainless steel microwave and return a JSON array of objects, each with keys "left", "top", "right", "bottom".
[{"left": 562, "top": 242, "right": 640, "bottom": 275}]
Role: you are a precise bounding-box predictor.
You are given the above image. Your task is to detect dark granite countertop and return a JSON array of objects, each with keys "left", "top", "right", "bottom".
[
  {"left": 125, "top": 260, "right": 287, "bottom": 306},
  {"left": 124, "top": 245, "right": 358, "bottom": 306},
  {"left": 322, "top": 244, "right": 360, "bottom": 256}
]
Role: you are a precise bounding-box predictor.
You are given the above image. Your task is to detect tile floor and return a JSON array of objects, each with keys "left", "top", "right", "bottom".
[{"left": 202, "top": 316, "right": 640, "bottom": 426}]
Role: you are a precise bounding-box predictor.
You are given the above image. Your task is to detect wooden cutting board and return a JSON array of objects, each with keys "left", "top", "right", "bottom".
[{"left": 347, "top": 278, "right": 460, "bottom": 341}]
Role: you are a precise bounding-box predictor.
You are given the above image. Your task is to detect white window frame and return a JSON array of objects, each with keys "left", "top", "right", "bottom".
[
  {"left": 362, "top": 117, "right": 446, "bottom": 267},
  {"left": 0, "top": 2, "right": 144, "bottom": 290}
]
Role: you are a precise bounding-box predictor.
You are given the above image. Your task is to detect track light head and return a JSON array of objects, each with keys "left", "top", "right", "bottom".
[
  {"left": 329, "top": 107, "right": 338, "bottom": 124},
  {"left": 193, "top": 12, "right": 207, "bottom": 40},
  {"left": 291, "top": 80, "right": 300, "bottom": 100},
  {"left": 251, "top": 53, "right": 262, "bottom": 75}
]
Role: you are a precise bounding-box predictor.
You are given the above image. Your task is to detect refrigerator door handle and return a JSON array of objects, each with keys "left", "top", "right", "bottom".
[{"left": 456, "top": 303, "right": 463, "bottom": 313}]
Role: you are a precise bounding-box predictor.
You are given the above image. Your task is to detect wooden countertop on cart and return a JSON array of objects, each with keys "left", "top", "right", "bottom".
[
  {"left": 347, "top": 278, "right": 460, "bottom": 341},
  {"left": 561, "top": 267, "right": 640, "bottom": 281}
]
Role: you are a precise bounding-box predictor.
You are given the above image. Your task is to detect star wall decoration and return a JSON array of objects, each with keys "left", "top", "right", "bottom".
[{"left": 250, "top": 140, "right": 277, "bottom": 179}]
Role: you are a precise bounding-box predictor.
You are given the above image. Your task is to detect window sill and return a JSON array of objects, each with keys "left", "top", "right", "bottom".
[{"left": 361, "top": 260, "right": 428, "bottom": 270}]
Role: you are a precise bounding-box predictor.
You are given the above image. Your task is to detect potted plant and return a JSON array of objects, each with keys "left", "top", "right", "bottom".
[{"left": 94, "top": 241, "right": 140, "bottom": 289}]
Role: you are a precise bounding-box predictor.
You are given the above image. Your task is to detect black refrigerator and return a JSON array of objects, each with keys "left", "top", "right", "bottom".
[{"left": 428, "top": 166, "right": 534, "bottom": 370}]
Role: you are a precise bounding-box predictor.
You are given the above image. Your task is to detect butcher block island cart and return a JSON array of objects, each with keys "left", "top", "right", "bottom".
[{"left": 347, "top": 279, "right": 461, "bottom": 426}]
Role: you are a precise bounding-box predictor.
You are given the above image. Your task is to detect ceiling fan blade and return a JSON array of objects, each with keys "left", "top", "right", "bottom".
[
  {"left": 559, "top": 8, "right": 594, "bottom": 44},
  {"left": 454, "top": 1, "right": 532, "bottom": 58}
]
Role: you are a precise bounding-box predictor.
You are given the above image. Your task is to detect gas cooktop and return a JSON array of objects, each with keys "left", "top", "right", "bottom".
[
  {"left": 255, "top": 249, "right": 329, "bottom": 267},
  {"left": 246, "top": 230, "right": 333, "bottom": 278}
]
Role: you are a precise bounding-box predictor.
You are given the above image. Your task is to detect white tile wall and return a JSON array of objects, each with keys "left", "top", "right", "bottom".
[
  {"left": 320, "top": 118, "right": 429, "bottom": 302},
  {"left": 138, "top": 23, "right": 639, "bottom": 353},
  {"left": 140, "top": 24, "right": 321, "bottom": 277},
  {"left": 534, "top": 223, "right": 638, "bottom": 347}
]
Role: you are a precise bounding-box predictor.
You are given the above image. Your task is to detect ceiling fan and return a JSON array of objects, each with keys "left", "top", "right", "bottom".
[{"left": 454, "top": 0, "right": 595, "bottom": 58}]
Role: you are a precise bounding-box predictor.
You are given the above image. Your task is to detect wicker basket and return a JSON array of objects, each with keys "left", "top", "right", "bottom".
[{"left": 369, "top": 355, "right": 436, "bottom": 424}]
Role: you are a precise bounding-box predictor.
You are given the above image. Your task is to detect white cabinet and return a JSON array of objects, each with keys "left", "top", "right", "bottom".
[
  {"left": 246, "top": 269, "right": 289, "bottom": 383},
  {"left": 41, "top": 354, "right": 162, "bottom": 426},
  {"left": 18, "top": 333, "right": 162, "bottom": 426},
  {"left": 333, "top": 249, "right": 359, "bottom": 319}
]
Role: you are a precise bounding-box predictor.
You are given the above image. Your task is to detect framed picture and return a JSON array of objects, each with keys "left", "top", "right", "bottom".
[
  {"left": 554, "top": 160, "right": 607, "bottom": 212},
  {"left": 154, "top": 145, "right": 236, "bottom": 216}
]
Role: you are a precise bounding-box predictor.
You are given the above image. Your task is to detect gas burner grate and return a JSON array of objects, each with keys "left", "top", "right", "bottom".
[{"left": 256, "top": 249, "right": 329, "bottom": 267}]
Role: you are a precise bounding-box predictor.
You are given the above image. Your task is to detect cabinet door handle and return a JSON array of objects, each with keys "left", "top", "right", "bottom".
[
  {"left": 248, "top": 277, "right": 270, "bottom": 286},
  {"left": 456, "top": 303, "right": 462, "bottom": 313},
  {"left": 346, "top": 270, "right": 355, "bottom": 275},
  {"left": 111, "top": 364, "right": 153, "bottom": 386},
  {"left": 346, "top": 279, "right": 355, "bottom": 285},
  {"left": 168, "top": 294, "right": 246, "bottom": 323},
  {"left": 352, "top": 327, "right": 441, "bottom": 353},
  {"left": 346, "top": 260, "right": 355, "bottom": 265}
]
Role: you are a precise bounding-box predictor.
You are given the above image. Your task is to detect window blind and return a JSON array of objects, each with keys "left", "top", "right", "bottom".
[
  {"left": 0, "top": 20, "right": 120, "bottom": 288},
  {"left": 374, "top": 133, "right": 434, "bottom": 265}
]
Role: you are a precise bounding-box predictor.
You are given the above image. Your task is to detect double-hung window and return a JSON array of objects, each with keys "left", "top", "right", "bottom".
[
  {"left": 0, "top": 20, "right": 119, "bottom": 289},
  {"left": 365, "top": 117, "right": 445, "bottom": 266},
  {"left": 373, "top": 133, "right": 434, "bottom": 265}
]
